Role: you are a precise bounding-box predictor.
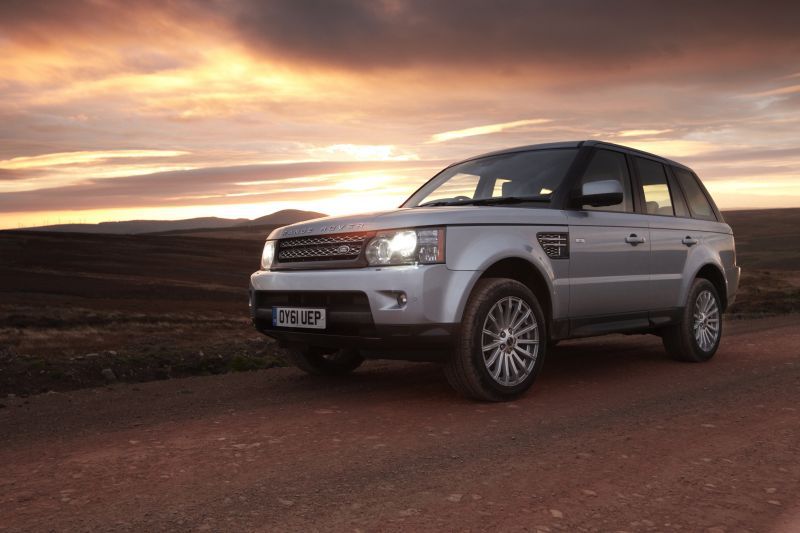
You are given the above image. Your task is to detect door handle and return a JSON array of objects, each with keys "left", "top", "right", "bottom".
[
  {"left": 682, "top": 236, "right": 698, "bottom": 246},
  {"left": 625, "top": 233, "right": 646, "bottom": 245}
]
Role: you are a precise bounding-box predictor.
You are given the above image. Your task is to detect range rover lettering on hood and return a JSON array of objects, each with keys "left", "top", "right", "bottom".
[{"left": 281, "top": 223, "right": 367, "bottom": 237}]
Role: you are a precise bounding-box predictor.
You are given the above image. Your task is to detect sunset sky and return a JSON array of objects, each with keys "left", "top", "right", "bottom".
[{"left": 1, "top": 0, "right": 799, "bottom": 229}]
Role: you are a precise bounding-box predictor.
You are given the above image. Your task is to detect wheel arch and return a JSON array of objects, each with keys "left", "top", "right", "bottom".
[
  {"left": 693, "top": 263, "right": 729, "bottom": 311},
  {"left": 466, "top": 257, "right": 555, "bottom": 334}
]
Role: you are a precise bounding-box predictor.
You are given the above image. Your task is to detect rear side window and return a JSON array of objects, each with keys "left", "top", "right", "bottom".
[
  {"left": 634, "top": 157, "right": 674, "bottom": 216},
  {"left": 673, "top": 167, "right": 716, "bottom": 221},
  {"left": 578, "top": 149, "right": 633, "bottom": 212},
  {"left": 667, "top": 171, "right": 691, "bottom": 218}
]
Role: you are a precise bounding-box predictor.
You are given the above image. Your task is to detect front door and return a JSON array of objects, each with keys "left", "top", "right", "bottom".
[
  {"left": 567, "top": 149, "right": 651, "bottom": 323},
  {"left": 568, "top": 211, "right": 651, "bottom": 318}
]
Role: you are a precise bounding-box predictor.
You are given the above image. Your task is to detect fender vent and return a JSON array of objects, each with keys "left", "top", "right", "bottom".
[{"left": 537, "top": 232, "right": 569, "bottom": 259}]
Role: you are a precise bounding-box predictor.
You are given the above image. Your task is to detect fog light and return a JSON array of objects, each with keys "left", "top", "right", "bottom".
[{"left": 397, "top": 292, "right": 408, "bottom": 306}]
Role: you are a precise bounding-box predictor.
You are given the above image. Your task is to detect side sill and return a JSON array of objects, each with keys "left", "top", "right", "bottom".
[{"left": 553, "top": 307, "right": 682, "bottom": 340}]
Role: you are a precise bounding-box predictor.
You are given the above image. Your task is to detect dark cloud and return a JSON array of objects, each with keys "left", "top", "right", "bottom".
[
  {"left": 4, "top": 1, "right": 798, "bottom": 77},
  {"left": 0, "top": 160, "right": 441, "bottom": 212},
  {"left": 227, "top": 0, "right": 800, "bottom": 75}
]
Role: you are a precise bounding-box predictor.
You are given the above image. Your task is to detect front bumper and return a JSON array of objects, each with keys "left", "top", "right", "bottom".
[{"left": 249, "top": 264, "right": 476, "bottom": 352}]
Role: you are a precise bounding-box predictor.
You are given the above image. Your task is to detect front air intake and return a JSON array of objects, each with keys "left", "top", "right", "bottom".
[{"left": 537, "top": 232, "right": 569, "bottom": 259}]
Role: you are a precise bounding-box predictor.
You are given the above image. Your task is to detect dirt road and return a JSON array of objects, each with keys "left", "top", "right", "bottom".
[{"left": 1, "top": 317, "right": 799, "bottom": 532}]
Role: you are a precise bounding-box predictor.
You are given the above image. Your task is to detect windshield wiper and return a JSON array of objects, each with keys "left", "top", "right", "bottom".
[
  {"left": 418, "top": 195, "right": 551, "bottom": 207},
  {"left": 466, "top": 195, "right": 551, "bottom": 205}
]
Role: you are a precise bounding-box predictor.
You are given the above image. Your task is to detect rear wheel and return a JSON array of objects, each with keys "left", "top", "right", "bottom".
[
  {"left": 444, "top": 278, "right": 547, "bottom": 401},
  {"left": 287, "top": 346, "right": 364, "bottom": 376},
  {"left": 663, "top": 278, "right": 722, "bottom": 362}
]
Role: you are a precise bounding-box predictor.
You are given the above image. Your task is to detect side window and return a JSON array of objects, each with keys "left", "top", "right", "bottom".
[
  {"left": 634, "top": 157, "right": 674, "bottom": 216},
  {"left": 579, "top": 149, "right": 633, "bottom": 212},
  {"left": 492, "top": 178, "right": 512, "bottom": 197},
  {"left": 667, "top": 170, "right": 691, "bottom": 217},
  {"left": 673, "top": 167, "right": 716, "bottom": 221}
]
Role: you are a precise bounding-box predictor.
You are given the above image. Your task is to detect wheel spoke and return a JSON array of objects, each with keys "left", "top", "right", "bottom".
[
  {"left": 482, "top": 339, "right": 503, "bottom": 352},
  {"left": 704, "top": 293, "right": 714, "bottom": 314},
  {"left": 515, "top": 323, "right": 538, "bottom": 337},
  {"left": 508, "top": 353, "right": 519, "bottom": 379},
  {"left": 509, "top": 300, "right": 522, "bottom": 331},
  {"left": 503, "top": 298, "right": 513, "bottom": 328},
  {"left": 483, "top": 328, "right": 500, "bottom": 339},
  {"left": 516, "top": 346, "right": 536, "bottom": 360},
  {"left": 511, "top": 351, "right": 527, "bottom": 372},
  {"left": 486, "top": 347, "right": 502, "bottom": 369},
  {"left": 510, "top": 309, "right": 531, "bottom": 331},
  {"left": 491, "top": 352, "right": 504, "bottom": 380}
]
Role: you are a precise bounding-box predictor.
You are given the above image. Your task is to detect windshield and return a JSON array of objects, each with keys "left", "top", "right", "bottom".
[{"left": 403, "top": 148, "right": 578, "bottom": 207}]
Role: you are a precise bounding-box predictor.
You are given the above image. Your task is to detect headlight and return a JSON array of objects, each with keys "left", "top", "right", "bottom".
[
  {"left": 260, "top": 240, "right": 276, "bottom": 270},
  {"left": 366, "top": 227, "right": 445, "bottom": 266}
]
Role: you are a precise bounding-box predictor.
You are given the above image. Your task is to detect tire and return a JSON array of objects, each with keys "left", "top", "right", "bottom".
[
  {"left": 287, "top": 346, "right": 364, "bottom": 376},
  {"left": 663, "top": 278, "right": 723, "bottom": 362},
  {"left": 444, "top": 278, "right": 547, "bottom": 401}
]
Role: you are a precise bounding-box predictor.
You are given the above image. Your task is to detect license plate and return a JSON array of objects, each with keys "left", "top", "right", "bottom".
[{"left": 272, "top": 307, "right": 326, "bottom": 329}]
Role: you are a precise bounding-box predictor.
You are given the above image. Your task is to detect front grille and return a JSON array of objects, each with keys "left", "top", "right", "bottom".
[
  {"left": 276, "top": 233, "right": 370, "bottom": 263},
  {"left": 537, "top": 232, "right": 569, "bottom": 259}
]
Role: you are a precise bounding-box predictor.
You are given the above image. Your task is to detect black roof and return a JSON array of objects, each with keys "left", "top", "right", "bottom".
[{"left": 462, "top": 140, "right": 693, "bottom": 171}]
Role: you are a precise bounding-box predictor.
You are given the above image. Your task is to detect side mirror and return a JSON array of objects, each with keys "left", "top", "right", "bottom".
[{"left": 575, "top": 179, "right": 623, "bottom": 207}]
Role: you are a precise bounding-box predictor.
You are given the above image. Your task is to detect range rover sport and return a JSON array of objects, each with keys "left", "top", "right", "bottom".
[{"left": 250, "top": 140, "right": 740, "bottom": 401}]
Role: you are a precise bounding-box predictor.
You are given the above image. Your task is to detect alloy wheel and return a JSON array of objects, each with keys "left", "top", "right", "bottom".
[
  {"left": 481, "top": 296, "right": 539, "bottom": 386},
  {"left": 693, "top": 289, "right": 720, "bottom": 351}
]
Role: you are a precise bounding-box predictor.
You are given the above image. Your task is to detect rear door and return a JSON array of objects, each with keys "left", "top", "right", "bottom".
[
  {"left": 567, "top": 149, "right": 651, "bottom": 321},
  {"left": 631, "top": 156, "right": 696, "bottom": 317}
]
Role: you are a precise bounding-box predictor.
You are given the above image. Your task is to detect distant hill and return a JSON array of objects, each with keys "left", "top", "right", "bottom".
[
  {"left": 13, "top": 209, "right": 326, "bottom": 235},
  {"left": 238, "top": 209, "right": 325, "bottom": 227}
]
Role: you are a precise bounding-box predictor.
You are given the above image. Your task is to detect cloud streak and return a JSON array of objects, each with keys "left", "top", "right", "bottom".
[
  {"left": 0, "top": 150, "right": 190, "bottom": 170},
  {"left": 0, "top": 160, "right": 444, "bottom": 213},
  {"left": 429, "top": 119, "right": 552, "bottom": 143}
]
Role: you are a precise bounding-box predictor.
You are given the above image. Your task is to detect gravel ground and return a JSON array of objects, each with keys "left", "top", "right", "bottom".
[{"left": 1, "top": 316, "right": 798, "bottom": 532}]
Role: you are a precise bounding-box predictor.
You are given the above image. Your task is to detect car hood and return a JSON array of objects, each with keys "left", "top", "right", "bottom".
[{"left": 267, "top": 206, "right": 567, "bottom": 239}]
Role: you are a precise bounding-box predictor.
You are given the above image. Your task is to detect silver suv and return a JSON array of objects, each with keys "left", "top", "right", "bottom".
[{"left": 250, "top": 141, "right": 740, "bottom": 401}]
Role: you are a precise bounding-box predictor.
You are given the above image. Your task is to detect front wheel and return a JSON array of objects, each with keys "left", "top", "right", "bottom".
[
  {"left": 662, "top": 278, "right": 723, "bottom": 362},
  {"left": 444, "top": 278, "right": 547, "bottom": 401},
  {"left": 287, "top": 346, "right": 364, "bottom": 376}
]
